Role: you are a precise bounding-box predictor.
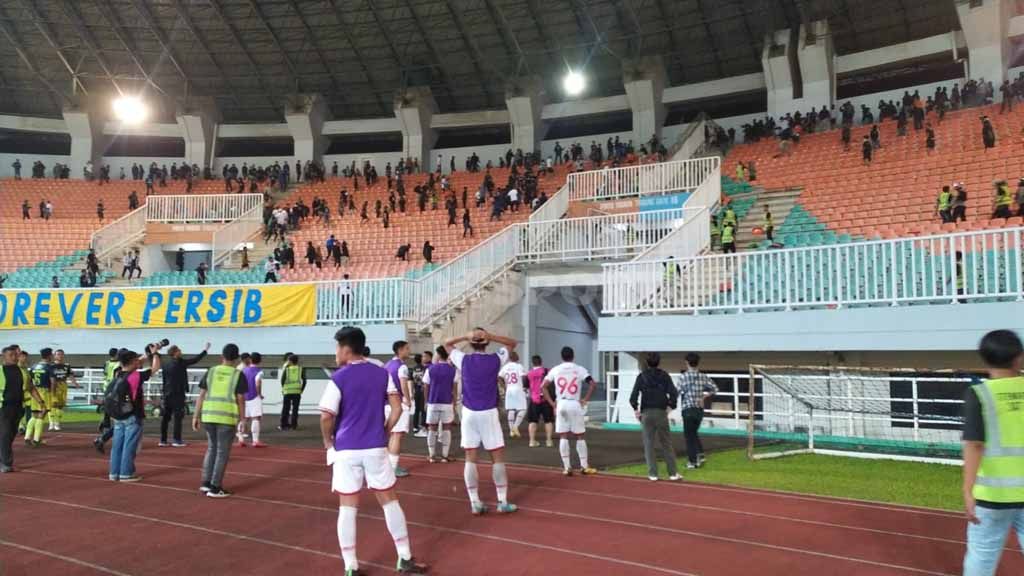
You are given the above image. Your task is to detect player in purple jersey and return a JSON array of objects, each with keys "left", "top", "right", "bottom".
[
  {"left": 423, "top": 346, "right": 458, "bottom": 462},
  {"left": 444, "top": 327, "right": 519, "bottom": 516},
  {"left": 237, "top": 353, "right": 266, "bottom": 448},
  {"left": 384, "top": 340, "right": 413, "bottom": 477},
  {"left": 319, "top": 327, "right": 428, "bottom": 576}
]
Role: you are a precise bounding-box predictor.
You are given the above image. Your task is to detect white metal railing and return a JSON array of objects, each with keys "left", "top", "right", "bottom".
[
  {"left": 633, "top": 205, "right": 711, "bottom": 262},
  {"left": 604, "top": 370, "right": 967, "bottom": 448},
  {"left": 688, "top": 162, "right": 721, "bottom": 211},
  {"left": 567, "top": 156, "right": 720, "bottom": 202},
  {"left": 315, "top": 278, "right": 415, "bottom": 324},
  {"left": 90, "top": 205, "right": 147, "bottom": 259},
  {"left": 211, "top": 205, "right": 263, "bottom": 269},
  {"left": 146, "top": 193, "right": 263, "bottom": 223},
  {"left": 519, "top": 208, "right": 696, "bottom": 263},
  {"left": 669, "top": 115, "right": 708, "bottom": 160},
  {"left": 604, "top": 226, "right": 1024, "bottom": 316}
]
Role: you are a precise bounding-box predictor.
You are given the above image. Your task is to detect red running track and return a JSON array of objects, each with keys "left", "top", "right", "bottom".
[{"left": 1, "top": 433, "right": 1021, "bottom": 576}]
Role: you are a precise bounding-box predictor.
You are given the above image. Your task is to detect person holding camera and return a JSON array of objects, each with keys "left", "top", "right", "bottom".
[
  {"left": 193, "top": 344, "right": 247, "bottom": 498},
  {"left": 159, "top": 342, "right": 210, "bottom": 447},
  {"left": 106, "top": 345, "right": 162, "bottom": 482}
]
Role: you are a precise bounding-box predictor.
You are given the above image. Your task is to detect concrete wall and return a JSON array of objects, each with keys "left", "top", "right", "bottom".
[{"left": 0, "top": 153, "right": 71, "bottom": 178}]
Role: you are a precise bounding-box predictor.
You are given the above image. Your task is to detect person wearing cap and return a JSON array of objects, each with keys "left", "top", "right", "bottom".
[
  {"left": 107, "top": 346, "right": 161, "bottom": 482},
  {"left": 192, "top": 343, "right": 247, "bottom": 498},
  {"left": 629, "top": 353, "right": 681, "bottom": 482}
]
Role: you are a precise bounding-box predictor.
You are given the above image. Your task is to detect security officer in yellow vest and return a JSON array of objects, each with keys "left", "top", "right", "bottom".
[
  {"left": 278, "top": 353, "right": 305, "bottom": 431},
  {"left": 936, "top": 186, "right": 952, "bottom": 223},
  {"left": 1, "top": 345, "right": 42, "bottom": 473},
  {"left": 192, "top": 343, "right": 247, "bottom": 498},
  {"left": 962, "top": 329, "right": 1024, "bottom": 575}
]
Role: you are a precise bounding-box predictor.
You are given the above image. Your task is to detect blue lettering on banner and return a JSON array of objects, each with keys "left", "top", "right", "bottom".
[
  {"left": 184, "top": 290, "right": 203, "bottom": 323},
  {"left": 639, "top": 192, "right": 691, "bottom": 212},
  {"left": 85, "top": 292, "right": 103, "bottom": 325},
  {"left": 206, "top": 290, "right": 226, "bottom": 323},
  {"left": 34, "top": 292, "right": 51, "bottom": 326},
  {"left": 0, "top": 294, "right": 6, "bottom": 323},
  {"left": 142, "top": 292, "right": 163, "bottom": 324},
  {"left": 13, "top": 293, "right": 30, "bottom": 326},
  {"left": 59, "top": 292, "right": 83, "bottom": 324},
  {"left": 164, "top": 290, "right": 183, "bottom": 324},
  {"left": 230, "top": 289, "right": 243, "bottom": 323},
  {"left": 106, "top": 292, "right": 125, "bottom": 324},
  {"left": 244, "top": 290, "right": 262, "bottom": 323}
]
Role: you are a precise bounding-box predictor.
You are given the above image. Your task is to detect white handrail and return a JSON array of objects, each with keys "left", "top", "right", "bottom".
[
  {"left": 146, "top": 193, "right": 263, "bottom": 223},
  {"left": 90, "top": 205, "right": 147, "bottom": 259},
  {"left": 604, "top": 226, "right": 1024, "bottom": 315},
  {"left": 566, "top": 156, "right": 720, "bottom": 202},
  {"left": 211, "top": 205, "right": 263, "bottom": 270},
  {"left": 314, "top": 278, "right": 414, "bottom": 324}
]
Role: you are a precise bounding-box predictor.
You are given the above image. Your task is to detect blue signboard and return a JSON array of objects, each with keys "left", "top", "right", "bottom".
[{"left": 639, "top": 192, "right": 691, "bottom": 212}]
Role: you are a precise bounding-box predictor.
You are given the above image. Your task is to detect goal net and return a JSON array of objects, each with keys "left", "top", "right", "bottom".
[{"left": 747, "top": 365, "right": 967, "bottom": 463}]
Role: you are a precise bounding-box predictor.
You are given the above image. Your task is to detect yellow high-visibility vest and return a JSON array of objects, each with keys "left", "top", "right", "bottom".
[
  {"left": 200, "top": 365, "right": 241, "bottom": 426},
  {"left": 973, "top": 378, "right": 1024, "bottom": 503}
]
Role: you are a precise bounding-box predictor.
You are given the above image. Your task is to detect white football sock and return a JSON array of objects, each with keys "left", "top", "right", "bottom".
[
  {"left": 251, "top": 420, "right": 261, "bottom": 444},
  {"left": 236, "top": 421, "right": 245, "bottom": 442},
  {"left": 507, "top": 410, "right": 516, "bottom": 430},
  {"left": 441, "top": 429, "right": 452, "bottom": 458},
  {"left": 559, "top": 437, "right": 571, "bottom": 470},
  {"left": 513, "top": 410, "right": 526, "bottom": 429},
  {"left": 492, "top": 462, "right": 509, "bottom": 504},
  {"left": 382, "top": 501, "right": 412, "bottom": 561},
  {"left": 337, "top": 506, "right": 358, "bottom": 571},
  {"left": 576, "top": 438, "right": 589, "bottom": 469},
  {"left": 426, "top": 429, "right": 437, "bottom": 458},
  {"left": 389, "top": 452, "right": 400, "bottom": 469},
  {"left": 464, "top": 461, "right": 481, "bottom": 506}
]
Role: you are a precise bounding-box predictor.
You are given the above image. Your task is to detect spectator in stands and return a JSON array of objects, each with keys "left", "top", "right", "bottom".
[
  {"left": 97, "top": 200, "right": 104, "bottom": 221},
  {"left": 196, "top": 262, "right": 208, "bottom": 286},
  {"left": 121, "top": 251, "right": 133, "bottom": 279},
  {"left": 993, "top": 181, "right": 1014, "bottom": 219},
  {"left": 463, "top": 209, "right": 474, "bottom": 238},
  {"left": 396, "top": 243, "right": 411, "bottom": 262},
  {"left": 38, "top": 200, "right": 45, "bottom": 219},
  {"left": 331, "top": 240, "right": 342, "bottom": 268},
  {"left": 79, "top": 269, "right": 90, "bottom": 288},
  {"left": 1000, "top": 80, "right": 1014, "bottom": 113},
  {"left": 861, "top": 136, "right": 873, "bottom": 165},
  {"left": 45, "top": 200, "right": 52, "bottom": 220},
  {"left": 981, "top": 116, "right": 996, "bottom": 150},
  {"left": 1016, "top": 178, "right": 1024, "bottom": 217},
  {"left": 869, "top": 125, "right": 881, "bottom": 149},
  {"left": 264, "top": 257, "right": 278, "bottom": 283},
  {"left": 11, "top": 159, "right": 20, "bottom": 179},
  {"left": 128, "top": 190, "right": 139, "bottom": 210},
  {"left": 0, "top": 274, "right": 6, "bottom": 289},
  {"left": 937, "top": 186, "right": 953, "bottom": 223},
  {"left": 87, "top": 250, "right": 99, "bottom": 276},
  {"left": 241, "top": 247, "right": 249, "bottom": 270},
  {"left": 628, "top": 352, "right": 680, "bottom": 482},
  {"left": 51, "top": 276, "right": 60, "bottom": 288},
  {"left": 21, "top": 200, "right": 29, "bottom": 220},
  {"left": 763, "top": 207, "right": 774, "bottom": 243},
  {"left": 423, "top": 241, "right": 434, "bottom": 264},
  {"left": 176, "top": 248, "right": 185, "bottom": 272},
  {"left": 130, "top": 250, "right": 142, "bottom": 280},
  {"left": 952, "top": 183, "right": 969, "bottom": 223},
  {"left": 925, "top": 123, "right": 936, "bottom": 152}
]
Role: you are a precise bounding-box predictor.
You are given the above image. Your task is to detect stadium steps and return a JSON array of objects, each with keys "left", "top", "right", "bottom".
[
  {"left": 422, "top": 267, "right": 524, "bottom": 341},
  {"left": 734, "top": 187, "right": 803, "bottom": 248}
]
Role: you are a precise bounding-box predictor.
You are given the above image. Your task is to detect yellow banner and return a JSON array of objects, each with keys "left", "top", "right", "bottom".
[{"left": 0, "top": 284, "right": 316, "bottom": 330}]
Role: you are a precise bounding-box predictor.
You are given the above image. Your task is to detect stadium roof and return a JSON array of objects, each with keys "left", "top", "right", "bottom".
[{"left": 0, "top": 0, "right": 961, "bottom": 123}]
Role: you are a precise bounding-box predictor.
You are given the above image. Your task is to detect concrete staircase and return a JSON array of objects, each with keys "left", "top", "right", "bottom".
[
  {"left": 420, "top": 268, "right": 525, "bottom": 343},
  {"left": 733, "top": 187, "right": 803, "bottom": 248}
]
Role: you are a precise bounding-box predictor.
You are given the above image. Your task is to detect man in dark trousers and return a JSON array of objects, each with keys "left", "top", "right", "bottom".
[
  {"left": 677, "top": 353, "right": 718, "bottom": 469},
  {"left": 159, "top": 342, "right": 210, "bottom": 447},
  {"left": 278, "top": 354, "right": 305, "bottom": 430},
  {"left": 1, "top": 345, "right": 40, "bottom": 473},
  {"left": 176, "top": 248, "right": 185, "bottom": 272},
  {"left": 629, "top": 353, "right": 680, "bottom": 482}
]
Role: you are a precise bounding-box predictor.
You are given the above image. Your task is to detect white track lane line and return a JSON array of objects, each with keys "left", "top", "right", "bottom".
[
  {"left": 13, "top": 466, "right": 955, "bottom": 575},
  {"left": 56, "top": 453, "right": 971, "bottom": 548},
  {"left": 5, "top": 473, "right": 698, "bottom": 576},
  {"left": 0, "top": 538, "right": 135, "bottom": 576}
]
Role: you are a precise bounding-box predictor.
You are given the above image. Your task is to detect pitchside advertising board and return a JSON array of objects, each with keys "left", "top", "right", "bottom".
[{"left": 0, "top": 284, "right": 315, "bottom": 330}]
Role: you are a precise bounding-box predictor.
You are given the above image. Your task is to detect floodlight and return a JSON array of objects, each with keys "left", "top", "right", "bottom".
[
  {"left": 563, "top": 70, "right": 585, "bottom": 96},
  {"left": 112, "top": 95, "right": 148, "bottom": 125}
]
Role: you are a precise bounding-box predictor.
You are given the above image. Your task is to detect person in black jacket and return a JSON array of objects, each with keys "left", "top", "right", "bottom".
[
  {"left": 628, "top": 353, "right": 681, "bottom": 482},
  {"left": 159, "top": 342, "right": 210, "bottom": 446}
]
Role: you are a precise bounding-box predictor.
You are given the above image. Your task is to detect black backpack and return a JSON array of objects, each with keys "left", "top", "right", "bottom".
[{"left": 103, "top": 375, "right": 135, "bottom": 420}]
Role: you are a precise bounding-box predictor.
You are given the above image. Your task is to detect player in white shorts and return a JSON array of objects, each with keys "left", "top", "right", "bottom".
[
  {"left": 498, "top": 352, "right": 528, "bottom": 438},
  {"left": 543, "top": 346, "right": 598, "bottom": 476},
  {"left": 384, "top": 341, "right": 413, "bottom": 477},
  {"left": 423, "top": 346, "right": 458, "bottom": 462},
  {"left": 237, "top": 352, "right": 267, "bottom": 447},
  {"left": 320, "top": 327, "right": 427, "bottom": 575},
  {"left": 445, "top": 328, "right": 519, "bottom": 516}
]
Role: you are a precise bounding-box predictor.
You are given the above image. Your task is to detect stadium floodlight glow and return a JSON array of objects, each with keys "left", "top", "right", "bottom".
[
  {"left": 563, "top": 70, "right": 585, "bottom": 96},
  {"left": 112, "top": 95, "right": 148, "bottom": 125}
]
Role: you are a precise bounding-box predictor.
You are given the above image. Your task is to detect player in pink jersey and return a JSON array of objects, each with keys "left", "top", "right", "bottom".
[
  {"left": 525, "top": 355, "right": 554, "bottom": 447},
  {"left": 543, "top": 346, "right": 598, "bottom": 476}
]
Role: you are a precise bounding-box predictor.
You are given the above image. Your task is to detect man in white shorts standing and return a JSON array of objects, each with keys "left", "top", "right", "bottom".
[
  {"left": 444, "top": 328, "right": 519, "bottom": 516},
  {"left": 384, "top": 341, "right": 413, "bottom": 477},
  {"left": 238, "top": 352, "right": 267, "bottom": 448},
  {"left": 319, "top": 327, "right": 427, "bottom": 575},
  {"left": 498, "top": 351, "right": 528, "bottom": 438},
  {"left": 543, "top": 346, "right": 598, "bottom": 476},
  {"left": 423, "top": 346, "right": 458, "bottom": 462}
]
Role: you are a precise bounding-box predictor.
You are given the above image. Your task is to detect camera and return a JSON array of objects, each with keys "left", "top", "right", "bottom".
[{"left": 147, "top": 339, "right": 170, "bottom": 354}]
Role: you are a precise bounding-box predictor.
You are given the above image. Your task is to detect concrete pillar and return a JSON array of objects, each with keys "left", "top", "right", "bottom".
[
  {"left": 956, "top": 0, "right": 1012, "bottom": 87},
  {"left": 62, "top": 96, "right": 110, "bottom": 174},
  {"left": 623, "top": 55, "right": 667, "bottom": 146},
  {"left": 762, "top": 29, "right": 797, "bottom": 118},
  {"left": 394, "top": 86, "right": 437, "bottom": 169},
  {"left": 284, "top": 94, "right": 330, "bottom": 164},
  {"left": 176, "top": 97, "right": 219, "bottom": 169},
  {"left": 505, "top": 76, "right": 545, "bottom": 154},
  {"left": 797, "top": 20, "right": 834, "bottom": 111}
]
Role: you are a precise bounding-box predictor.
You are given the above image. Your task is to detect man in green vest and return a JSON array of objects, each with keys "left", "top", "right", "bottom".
[
  {"left": 1, "top": 345, "right": 42, "bottom": 473},
  {"left": 192, "top": 343, "right": 246, "bottom": 498},
  {"left": 94, "top": 347, "right": 121, "bottom": 454},
  {"left": 937, "top": 186, "right": 952, "bottom": 223},
  {"left": 962, "top": 329, "right": 1024, "bottom": 575},
  {"left": 279, "top": 353, "right": 305, "bottom": 431},
  {"left": 721, "top": 223, "right": 736, "bottom": 254}
]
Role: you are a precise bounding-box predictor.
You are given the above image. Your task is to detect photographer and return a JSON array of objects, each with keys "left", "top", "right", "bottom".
[
  {"left": 106, "top": 344, "right": 162, "bottom": 482},
  {"left": 159, "top": 342, "right": 210, "bottom": 447}
]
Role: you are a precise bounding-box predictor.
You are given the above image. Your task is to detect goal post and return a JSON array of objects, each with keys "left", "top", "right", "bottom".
[{"left": 747, "top": 364, "right": 966, "bottom": 464}]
